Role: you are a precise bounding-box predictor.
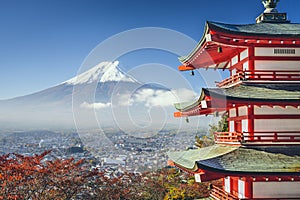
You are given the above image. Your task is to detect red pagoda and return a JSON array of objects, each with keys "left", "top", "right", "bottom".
[{"left": 168, "top": 0, "right": 300, "bottom": 199}]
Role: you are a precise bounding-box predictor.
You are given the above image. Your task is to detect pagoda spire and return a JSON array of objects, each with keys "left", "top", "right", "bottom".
[
  {"left": 262, "top": 0, "right": 279, "bottom": 13},
  {"left": 256, "top": 0, "right": 289, "bottom": 23}
]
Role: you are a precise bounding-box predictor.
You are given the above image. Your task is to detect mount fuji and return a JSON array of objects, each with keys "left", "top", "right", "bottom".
[
  {"left": 65, "top": 61, "right": 136, "bottom": 85},
  {"left": 0, "top": 61, "right": 195, "bottom": 130}
]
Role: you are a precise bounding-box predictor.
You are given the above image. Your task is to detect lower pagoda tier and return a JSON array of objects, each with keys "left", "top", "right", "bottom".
[
  {"left": 174, "top": 83, "right": 300, "bottom": 118},
  {"left": 174, "top": 83, "right": 300, "bottom": 146},
  {"left": 168, "top": 145, "right": 300, "bottom": 199}
]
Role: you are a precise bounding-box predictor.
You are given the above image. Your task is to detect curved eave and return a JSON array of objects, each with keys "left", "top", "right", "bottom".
[
  {"left": 167, "top": 145, "right": 238, "bottom": 171},
  {"left": 175, "top": 97, "right": 300, "bottom": 118},
  {"left": 178, "top": 23, "right": 239, "bottom": 70},
  {"left": 169, "top": 145, "right": 300, "bottom": 177},
  {"left": 174, "top": 86, "right": 300, "bottom": 118},
  {"left": 178, "top": 21, "right": 300, "bottom": 70},
  {"left": 174, "top": 90, "right": 205, "bottom": 112},
  {"left": 203, "top": 88, "right": 300, "bottom": 103},
  {"left": 179, "top": 22, "right": 210, "bottom": 64},
  {"left": 179, "top": 44, "right": 243, "bottom": 71}
]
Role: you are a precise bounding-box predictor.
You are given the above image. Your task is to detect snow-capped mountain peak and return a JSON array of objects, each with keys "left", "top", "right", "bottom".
[{"left": 65, "top": 61, "right": 137, "bottom": 85}]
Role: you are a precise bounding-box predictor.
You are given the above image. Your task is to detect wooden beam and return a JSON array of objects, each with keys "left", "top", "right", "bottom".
[
  {"left": 222, "top": 61, "right": 230, "bottom": 71},
  {"left": 174, "top": 112, "right": 182, "bottom": 117},
  {"left": 254, "top": 115, "right": 300, "bottom": 119},
  {"left": 248, "top": 105, "right": 254, "bottom": 140},
  {"left": 178, "top": 65, "right": 195, "bottom": 71},
  {"left": 254, "top": 56, "right": 300, "bottom": 61},
  {"left": 211, "top": 32, "right": 300, "bottom": 47}
]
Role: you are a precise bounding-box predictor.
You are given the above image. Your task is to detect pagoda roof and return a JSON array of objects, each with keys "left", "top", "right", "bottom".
[
  {"left": 168, "top": 145, "right": 300, "bottom": 175},
  {"left": 167, "top": 145, "right": 237, "bottom": 170},
  {"left": 207, "top": 21, "right": 300, "bottom": 38},
  {"left": 175, "top": 83, "right": 300, "bottom": 114},
  {"left": 179, "top": 21, "right": 300, "bottom": 69}
]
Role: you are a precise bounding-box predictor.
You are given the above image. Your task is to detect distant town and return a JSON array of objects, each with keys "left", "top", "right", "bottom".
[{"left": 0, "top": 128, "right": 205, "bottom": 173}]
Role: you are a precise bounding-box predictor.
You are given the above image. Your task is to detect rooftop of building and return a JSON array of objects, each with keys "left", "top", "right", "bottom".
[
  {"left": 207, "top": 21, "right": 300, "bottom": 37},
  {"left": 175, "top": 83, "right": 300, "bottom": 113},
  {"left": 178, "top": 0, "right": 300, "bottom": 66},
  {"left": 168, "top": 144, "right": 300, "bottom": 174}
]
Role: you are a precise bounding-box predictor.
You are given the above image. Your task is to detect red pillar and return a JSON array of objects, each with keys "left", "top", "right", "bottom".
[
  {"left": 247, "top": 105, "right": 254, "bottom": 141},
  {"left": 232, "top": 177, "right": 239, "bottom": 197},
  {"left": 244, "top": 177, "right": 253, "bottom": 199},
  {"left": 248, "top": 47, "right": 255, "bottom": 80},
  {"left": 230, "top": 176, "right": 234, "bottom": 195},
  {"left": 248, "top": 47, "right": 255, "bottom": 71}
]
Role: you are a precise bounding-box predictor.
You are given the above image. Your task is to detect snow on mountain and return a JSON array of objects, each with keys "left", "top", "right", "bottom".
[
  {"left": 0, "top": 60, "right": 199, "bottom": 130},
  {"left": 65, "top": 61, "right": 137, "bottom": 85}
]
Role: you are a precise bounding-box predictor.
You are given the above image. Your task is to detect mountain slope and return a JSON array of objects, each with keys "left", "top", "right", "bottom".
[{"left": 0, "top": 61, "right": 175, "bottom": 130}]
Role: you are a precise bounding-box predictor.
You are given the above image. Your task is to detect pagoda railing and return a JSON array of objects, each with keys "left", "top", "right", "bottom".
[
  {"left": 216, "top": 70, "right": 300, "bottom": 88},
  {"left": 214, "top": 131, "right": 300, "bottom": 144},
  {"left": 244, "top": 70, "right": 300, "bottom": 81},
  {"left": 213, "top": 132, "right": 242, "bottom": 144},
  {"left": 216, "top": 72, "right": 244, "bottom": 88},
  {"left": 210, "top": 185, "right": 238, "bottom": 200},
  {"left": 242, "top": 131, "right": 300, "bottom": 143}
]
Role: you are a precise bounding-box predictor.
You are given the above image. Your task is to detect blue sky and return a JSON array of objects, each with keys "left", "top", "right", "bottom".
[{"left": 0, "top": 0, "right": 299, "bottom": 100}]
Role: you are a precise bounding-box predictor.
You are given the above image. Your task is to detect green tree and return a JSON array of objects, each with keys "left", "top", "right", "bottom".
[
  {"left": 195, "top": 113, "right": 229, "bottom": 148},
  {"left": 209, "top": 113, "right": 228, "bottom": 134}
]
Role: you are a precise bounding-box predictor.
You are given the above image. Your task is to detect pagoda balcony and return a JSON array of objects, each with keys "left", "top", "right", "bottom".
[
  {"left": 216, "top": 72, "right": 245, "bottom": 88},
  {"left": 210, "top": 185, "right": 238, "bottom": 200},
  {"left": 213, "top": 132, "right": 243, "bottom": 145},
  {"left": 214, "top": 131, "right": 300, "bottom": 145},
  {"left": 217, "top": 70, "right": 300, "bottom": 88}
]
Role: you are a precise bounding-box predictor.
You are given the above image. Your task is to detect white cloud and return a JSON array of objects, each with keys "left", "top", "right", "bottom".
[
  {"left": 80, "top": 102, "right": 111, "bottom": 110},
  {"left": 125, "top": 88, "right": 196, "bottom": 108},
  {"left": 113, "top": 93, "right": 134, "bottom": 107}
]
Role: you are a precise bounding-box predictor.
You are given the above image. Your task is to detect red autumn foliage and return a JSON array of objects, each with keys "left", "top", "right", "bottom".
[{"left": 0, "top": 151, "right": 215, "bottom": 200}]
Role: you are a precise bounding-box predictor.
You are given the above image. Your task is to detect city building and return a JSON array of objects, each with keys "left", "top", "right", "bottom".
[{"left": 168, "top": 0, "right": 300, "bottom": 199}]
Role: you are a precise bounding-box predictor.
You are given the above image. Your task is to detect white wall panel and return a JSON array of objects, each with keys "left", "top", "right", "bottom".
[
  {"left": 240, "top": 49, "right": 248, "bottom": 60},
  {"left": 253, "top": 182, "right": 300, "bottom": 198},
  {"left": 255, "top": 60, "right": 300, "bottom": 70},
  {"left": 254, "top": 106, "right": 300, "bottom": 115},
  {"left": 242, "top": 119, "right": 248, "bottom": 132},
  {"left": 254, "top": 119, "right": 300, "bottom": 131},
  {"left": 243, "top": 61, "right": 249, "bottom": 71},
  {"left": 232, "top": 55, "right": 238, "bottom": 66},
  {"left": 238, "top": 106, "right": 248, "bottom": 116},
  {"left": 229, "top": 121, "right": 235, "bottom": 132},
  {"left": 229, "top": 108, "right": 236, "bottom": 118},
  {"left": 238, "top": 180, "right": 246, "bottom": 199},
  {"left": 255, "top": 47, "right": 300, "bottom": 56},
  {"left": 225, "top": 176, "right": 231, "bottom": 193}
]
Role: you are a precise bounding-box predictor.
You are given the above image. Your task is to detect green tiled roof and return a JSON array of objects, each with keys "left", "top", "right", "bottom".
[
  {"left": 168, "top": 145, "right": 300, "bottom": 174},
  {"left": 198, "top": 146, "right": 300, "bottom": 173},
  {"left": 174, "top": 100, "right": 200, "bottom": 112},
  {"left": 168, "top": 145, "right": 238, "bottom": 170},
  {"left": 175, "top": 84, "right": 300, "bottom": 112},
  {"left": 206, "top": 84, "right": 300, "bottom": 101},
  {"left": 208, "top": 21, "right": 300, "bottom": 37}
]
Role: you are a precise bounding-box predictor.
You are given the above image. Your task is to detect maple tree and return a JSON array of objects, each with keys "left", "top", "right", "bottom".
[
  {"left": 0, "top": 151, "right": 215, "bottom": 200},
  {"left": 0, "top": 150, "right": 87, "bottom": 199}
]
